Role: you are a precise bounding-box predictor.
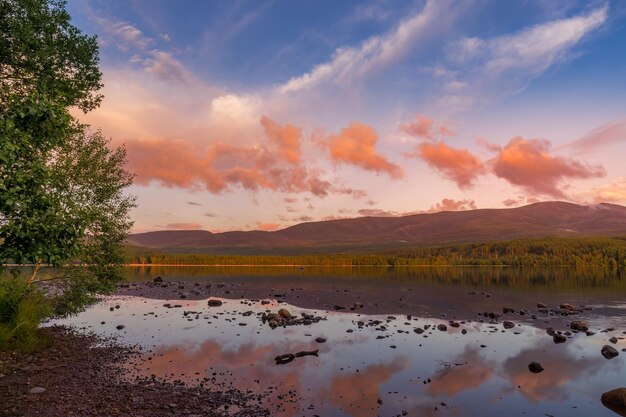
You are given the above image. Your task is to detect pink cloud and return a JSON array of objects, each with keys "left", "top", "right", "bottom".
[
  {"left": 502, "top": 198, "right": 518, "bottom": 207},
  {"left": 400, "top": 113, "right": 454, "bottom": 140},
  {"left": 327, "top": 122, "right": 404, "bottom": 179},
  {"left": 491, "top": 137, "right": 605, "bottom": 198},
  {"left": 424, "top": 198, "right": 477, "bottom": 212},
  {"left": 166, "top": 223, "right": 202, "bottom": 230},
  {"left": 564, "top": 118, "right": 626, "bottom": 154},
  {"left": 415, "top": 141, "right": 485, "bottom": 188}
]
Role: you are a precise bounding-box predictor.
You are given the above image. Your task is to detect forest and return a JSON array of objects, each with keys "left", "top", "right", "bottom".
[{"left": 125, "top": 237, "right": 626, "bottom": 268}]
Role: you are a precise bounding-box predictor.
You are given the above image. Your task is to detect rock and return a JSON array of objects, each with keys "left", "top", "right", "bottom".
[
  {"left": 414, "top": 328, "right": 424, "bottom": 334},
  {"left": 29, "top": 387, "right": 46, "bottom": 394},
  {"left": 553, "top": 334, "right": 566, "bottom": 344},
  {"left": 268, "top": 320, "right": 278, "bottom": 329},
  {"left": 449, "top": 321, "right": 460, "bottom": 328},
  {"left": 207, "top": 299, "right": 222, "bottom": 307},
  {"left": 437, "top": 324, "right": 447, "bottom": 331},
  {"left": 503, "top": 321, "right": 515, "bottom": 329},
  {"left": 537, "top": 302, "right": 547, "bottom": 309},
  {"left": 560, "top": 303, "right": 576, "bottom": 311},
  {"left": 610, "top": 336, "right": 619, "bottom": 344},
  {"left": 261, "top": 300, "right": 270, "bottom": 305},
  {"left": 602, "top": 387, "right": 626, "bottom": 407},
  {"left": 315, "top": 337, "right": 327, "bottom": 343},
  {"left": 503, "top": 307, "right": 515, "bottom": 314},
  {"left": 116, "top": 325, "right": 125, "bottom": 330},
  {"left": 528, "top": 362, "right": 544, "bottom": 373},
  {"left": 153, "top": 276, "right": 163, "bottom": 283},
  {"left": 278, "top": 308, "right": 292, "bottom": 319},
  {"left": 353, "top": 302, "right": 364, "bottom": 309},
  {"left": 570, "top": 321, "right": 589, "bottom": 332},
  {"left": 546, "top": 327, "right": 556, "bottom": 336},
  {"left": 602, "top": 345, "right": 619, "bottom": 359},
  {"left": 333, "top": 305, "right": 346, "bottom": 311}
]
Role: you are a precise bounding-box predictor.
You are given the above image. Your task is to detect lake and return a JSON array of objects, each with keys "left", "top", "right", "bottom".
[{"left": 51, "top": 266, "right": 626, "bottom": 417}]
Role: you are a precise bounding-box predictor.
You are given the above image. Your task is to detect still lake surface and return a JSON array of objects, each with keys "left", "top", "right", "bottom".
[{"left": 52, "top": 266, "right": 626, "bottom": 416}]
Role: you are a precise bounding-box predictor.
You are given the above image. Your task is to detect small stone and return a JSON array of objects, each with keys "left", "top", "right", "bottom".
[
  {"left": 528, "top": 362, "right": 544, "bottom": 373},
  {"left": 116, "top": 325, "right": 125, "bottom": 330},
  {"left": 315, "top": 337, "right": 327, "bottom": 343},
  {"left": 153, "top": 276, "right": 163, "bottom": 283},
  {"left": 503, "top": 321, "right": 515, "bottom": 329},
  {"left": 553, "top": 334, "right": 566, "bottom": 344},
  {"left": 278, "top": 308, "right": 292, "bottom": 319},
  {"left": 208, "top": 299, "right": 223, "bottom": 307},
  {"left": 29, "top": 387, "right": 46, "bottom": 394},
  {"left": 570, "top": 321, "right": 589, "bottom": 332},
  {"left": 537, "top": 302, "right": 547, "bottom": 309},
  {"left": 602, "top": 345, "right": 619, "bottom": 359},
  {"left": 503, "top": 307, "right": 515, "bottom": 314},
  {"left": 437, "top": 324, "right": 447, "bottom": 331},
  {"left": 609, "top": 336, "right": 619, "bottom": 344}
]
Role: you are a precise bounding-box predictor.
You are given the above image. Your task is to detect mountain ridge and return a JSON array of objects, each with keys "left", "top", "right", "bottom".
[{"left": 128, "top": 202, "right": 626, "bottom": 252}]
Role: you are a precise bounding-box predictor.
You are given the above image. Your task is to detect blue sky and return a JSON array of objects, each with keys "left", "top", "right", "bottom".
[{"left": 67, "top": 0, "right": 626, "bottom": 232}]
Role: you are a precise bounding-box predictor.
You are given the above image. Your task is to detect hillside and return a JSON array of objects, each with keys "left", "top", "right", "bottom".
[{"left": 127, "top": 202, "right": 626, "bottom": 253}]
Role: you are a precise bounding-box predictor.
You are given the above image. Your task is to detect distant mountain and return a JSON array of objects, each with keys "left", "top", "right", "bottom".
[{"left": 128, "top": 202, "right": 626, "bottom": 253}]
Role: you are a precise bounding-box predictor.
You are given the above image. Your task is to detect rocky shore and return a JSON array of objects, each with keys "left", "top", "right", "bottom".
[{"left": 0, "top": 327, "right": 269, "bottom": 417}]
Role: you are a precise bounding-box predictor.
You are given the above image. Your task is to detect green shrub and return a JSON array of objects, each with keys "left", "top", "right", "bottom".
[{"left": 0, "top": 274, "right": 52, "bottom": 351}]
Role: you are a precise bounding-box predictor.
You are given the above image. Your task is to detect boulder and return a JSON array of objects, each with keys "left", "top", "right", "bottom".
[{"left": 602, "top": 388, "right": 626, "bottom": 407}]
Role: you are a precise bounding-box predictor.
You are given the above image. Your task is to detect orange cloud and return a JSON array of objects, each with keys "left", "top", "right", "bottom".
[
  {"left": 401, "top": 113, "right": 454, "bottom": 140},
  {"left": 166, "top": 223, "right": 202, "bottom": 230},
  {"left": 125, "top": 117, "right": 335, "bottom": 197},
  {"left": 416, "top": 141, "right": 485, "bottom": 188},
  {"left": 586, "top": 178, "right": 626, "bottom": 203},
  {"left": 260, "top": 115, "right": 302, "bottom": 164},
  {"left": 327, "top": 122, "right": 404, "bottom": 178},
  {"left": 256, "top": 222, "right": 281, "bottom": 231},
  {"left": 492, "top": 137, "right": 605, "bottom": 198}
]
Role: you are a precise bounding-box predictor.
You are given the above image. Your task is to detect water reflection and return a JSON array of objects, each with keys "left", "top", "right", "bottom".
[{"left": 52, "top": 293, "right": 626, "bottom": 417}]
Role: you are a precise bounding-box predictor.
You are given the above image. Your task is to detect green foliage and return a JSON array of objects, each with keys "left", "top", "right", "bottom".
[
  {"left": 126, "top": 237, "right": 626, "bottom": 269},
  {"left": 0, "top": 0, "right": 103, "bottom": 112},
  {"left": 0, "top": 274, "right": 51, "bottom": 351},
  {"left": 0, "top": 0, "right": 134, "bottom": 349},
  {"left": 0, "top": 94, "right": 84, "bottom": 266}
]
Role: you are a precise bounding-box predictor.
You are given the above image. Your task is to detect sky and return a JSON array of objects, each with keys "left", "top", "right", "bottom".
[{"left": 65, "top": 0, "right": 626, "bottom": 233}]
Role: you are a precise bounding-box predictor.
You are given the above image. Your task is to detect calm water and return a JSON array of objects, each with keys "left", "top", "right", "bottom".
[{"left": 51, "top": 266, "right": 626, "bottom": 417}]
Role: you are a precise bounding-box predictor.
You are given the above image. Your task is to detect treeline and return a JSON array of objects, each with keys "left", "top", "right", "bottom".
[{"left": 125, "top": 237, "right": 626, "bottom": 268}]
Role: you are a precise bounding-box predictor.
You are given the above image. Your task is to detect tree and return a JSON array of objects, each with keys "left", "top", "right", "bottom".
[
  {"left": 0, "top": 0, "right": 134, "bottom": 347},
  {"left": 0, "top": 0, "right": 102, "bottom": 111}
]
